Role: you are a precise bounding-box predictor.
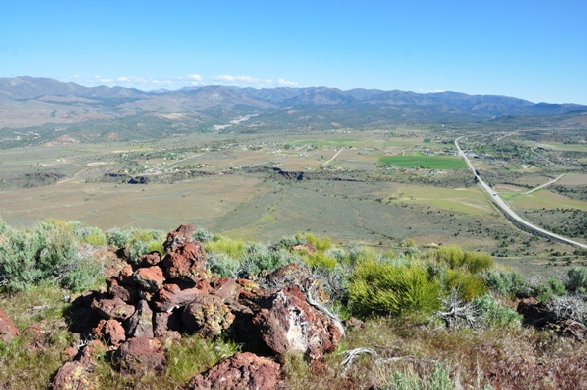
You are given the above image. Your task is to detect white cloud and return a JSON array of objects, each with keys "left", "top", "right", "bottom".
[
  {"left": 185, "top": 73, "right": 202, "bottom": 81},
  {"left": 117, "top": 76, "right": 129, "bottom": 82},
  {"left": 277, "top": 78, "right": 299, "bottom": 87},
  {"left": 214, "top": 74, "right": 272, "bottom": 86}
]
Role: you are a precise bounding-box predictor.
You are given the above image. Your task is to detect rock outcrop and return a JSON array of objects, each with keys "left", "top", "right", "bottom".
[
  {"left": 0, "top": 306, "right": 19, "bottom": 342},
  {"left": 54, "top": 224, "right": 344, "bottom": 389},
  {"left": 188, "top": 352, "right": 280, "bottom": 390}
]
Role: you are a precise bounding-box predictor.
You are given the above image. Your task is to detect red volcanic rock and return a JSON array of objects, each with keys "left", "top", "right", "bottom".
[
  {"left": 51, "top": 361, "right": 93, "bottom": 390},
  {"left": 252, "top": 286, "right": 342, "bottom": 361},
  {"left": 181, "top": 295, "right": 235, "bottom": 337},
  {"left": 92, "top": 296, "right": 136, "bottom": 321},
  {"left": 125, "top": 299, "right": 154, "bottom": 338},
  {"left": 0, "top": 306, "right": 19, "bottom": 342},
  {"left": 210, "top": 276, "right": 240, "bottom": 302},
  {"left": 118, "top": 264, "right": 135, "bottom": 285},
  {"left": 154, "top": 283, "right": 207, "bottom": 312},
  {"left": 115, "top": 335, "right": 166, "bottom": 375},
  {"left": 292, "top": 242, "right": 317, "bottom": 254},
  {"left": 52, "top": 340, "right": 104, "bottom": 390},
  {"left": 160, "top": 241, "right": 207, "bottom": 282},
  {"left": 94, "top": 319, "right": 126, "bottom": 346},
  {"left": 137, "top": 251, "right": 162, "bottom": 267},
  {"left": 106, "top": 277, "right": 138, "bottom": 304},
  {"left": 133, "top": 266, "right": 165, "bottom": 292},
  {"left": 266, "top": 263, "right": 310, "bottom": 288},
  {"left": 188, "top": 352, "right": 280, "bottom": 390},
  {"left": 163, "top": 224, "right": 196, "bottom": 254},
  {"left": 153, "top": 311, "right": 182, "bottom": 336}
]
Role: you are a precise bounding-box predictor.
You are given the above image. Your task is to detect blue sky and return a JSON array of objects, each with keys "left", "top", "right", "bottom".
[{"left": 1, "top": 1, "right": 586, "bottom": 104}]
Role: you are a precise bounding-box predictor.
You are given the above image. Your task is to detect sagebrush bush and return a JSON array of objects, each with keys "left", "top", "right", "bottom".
[
  {"left": 79, "top": 226, "right": 108, "bottom": 248},
  {"left": 192, "top": 227, "right": 213, "bottom": 243},
  {"left": 106, "top": 228, "right": 132, "bottom": 248},
  {"left": 384, "top": 364, "right": 456, "bottom": 390},
  {"left": 349, "top": 260, "right": 440, "bottom": 316},
  {"left": 126, "top": 229, "right": 164, "bottom": 264},
  {"left": 239, "top": 243, "right": 299, "bottom": 277},
  {"left": 207, "top": 253, "right": 240, "bottom": 277},
  {"left": 482, "top": 270, "right": 529, "bottom": 297},
  {"left": 472, "top": 294, "right": 522, "bottom": 328},
  {"left": 0, "top": 220, "right": 103, "bottom": 291},
  {"left": 567, "top": 267, "right": 587, "bottom": 294},
  {"left": 536, "top": 278, "right": 567, "bottom": 302}
]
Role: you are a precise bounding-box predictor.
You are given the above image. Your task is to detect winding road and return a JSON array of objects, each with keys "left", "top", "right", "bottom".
[{"left": 455, "top": 136, "right": 587, "bottom": 250}]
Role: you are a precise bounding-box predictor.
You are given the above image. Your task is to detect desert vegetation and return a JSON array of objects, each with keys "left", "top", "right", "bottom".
[{"left": 1, "top": 220, "right": 586, "bottom": 389}]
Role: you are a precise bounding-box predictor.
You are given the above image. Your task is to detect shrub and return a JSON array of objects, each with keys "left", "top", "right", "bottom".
[
  {"left": 347, "top": 246, "right": 380, "bottom": 267},
  {"left": 472, "top": 294, "right": 522, "bottom": 328},
  {"left": 0, "top": 220, "right": 103, "bottom": 291},
  {"left": 349, "top": 260, "right": 440, "bottom": 316},
  {"left": 303, "top": 233, "right": 331, "bottom": 251},
  {"left": 303, "top": 252, "right": 337, "bottom": 271},
  {"left": 384, "top": 363, "right": 456, "bottom": 390},
  {"left": 239, "top": 243, "right": 299, "bottom": 277},
  {"left": 435, "top": 245, "right": 465, "bottom": 269},
  {"left": 207, "top": 253, "right": 240, "bottom": 278},
  {"left": 106, "top": 228, "right": 132, "bottom": 248},
  {"left": 536, "top": 278, "right": 567, "bottom": 302},
  {"left": 205, "top": 237, "right": 245, "bottom": 258},
  {"left": 126, "top": 229, "right": 164, "bottom": 264},
  {"left": 463, "top": 252, "right": 493, "bottom": 274},
  {"left": 192, "top": 228, "right": 213, "bottom": 243},
  {"left": 445, "top": 270, "right": 486, "bottom": 301},
  {"left": 567, "top": 267, "right": 587, "bottom": 294},
  {"left": 482, "top": 270, "right": 529, "bottom": 297},
  {"left": 79, "top": 226, "right": 107, "bottom": 248}
]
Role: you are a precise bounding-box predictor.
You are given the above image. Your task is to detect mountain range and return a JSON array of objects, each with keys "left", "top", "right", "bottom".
[{"left": 0, "top": 76, "right": 585, "bottom": 146}]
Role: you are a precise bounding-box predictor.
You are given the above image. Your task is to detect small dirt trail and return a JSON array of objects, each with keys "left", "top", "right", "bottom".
[
  {"left": 522, "top": 173, "right": 565, "bottom": 195},
  {"left": 322, "top": 148, "right": 344, "bottom": 166}
]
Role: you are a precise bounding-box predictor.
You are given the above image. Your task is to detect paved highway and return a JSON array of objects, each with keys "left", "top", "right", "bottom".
[{"left": 455, "top": 136, "right": 587, "bottom": 250}]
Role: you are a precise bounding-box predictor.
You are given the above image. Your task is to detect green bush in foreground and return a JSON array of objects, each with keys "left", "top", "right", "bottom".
[
  {"left": 472, "top": 294, "right": 522, "bottom": 329},
  {"left": 349, "top": 260, "right": 440, "bottom": 316},
  {"left": 567, "top": 267, "right": 587, "bottom": 294},
  {"left": 384, "top": 364, "right": 456, "bottom": 390},
  {"left": 0, "top": 220, "right": 103, "bottom": 291}
]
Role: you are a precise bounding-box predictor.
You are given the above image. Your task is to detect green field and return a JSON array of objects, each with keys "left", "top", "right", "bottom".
[{"left": 378, "top": 154, "right": 467, "bottom": 169}]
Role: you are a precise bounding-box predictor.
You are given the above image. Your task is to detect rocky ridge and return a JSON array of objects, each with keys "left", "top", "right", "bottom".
[{"left": 53, "top": 224, "right": 342, "bottom": 390}]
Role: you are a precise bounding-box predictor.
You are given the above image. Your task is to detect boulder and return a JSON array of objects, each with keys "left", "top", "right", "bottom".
[
  {"left": 160, "top": 241, "right": 207, "bottom": 282},
  {"left": 124, "top": 299, "right": 154, "bottom": 338},
  {"left": 137, "top": 251, "right": 162, "bottom": 267},
  {"left": 210, "top": 276, "right": 240, "bottom": 302},
  {"left": 163, "top": 224, "right": 196, "bottom": 254},
  {"left": 252, "top": 286, "right": 342, "bottom": 361},
  {"left": 188, "top": 352, "right": 280, "bottom": 390},
  {"left": 153, "top": 311, "right": 183, "bottom": 336},
  {"left": 154, "top": 283, "right": 207, "bottom": 312},
  {"left": 133, "top": 266, "right": 165, "bottom": 292},
  {"left": 115, "top": 335, "right": 166, "bottom": 375},
  {"left": 51, "top": 361, "right": 95, "bottom": 390},
  {"left": 91, "top": 297, "right": 136, "bottom": 321},
  {"left": 0, "top": 306, "right": 19, "bottom": 342},
  {"left": 106, "top": 277, "right": 138, "bottom": 304},
  {"left": 181, "top": 295, "right": 235, "bottom": 337},
  {"left": 52, "top": 340, "right": 104, "bottom": 390},
  {"left": 117, "top": 264, "right": 135, "bottom": 285},
  {"left": 93, "top": 319, "right": 126, "bottom": 346}
]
